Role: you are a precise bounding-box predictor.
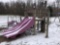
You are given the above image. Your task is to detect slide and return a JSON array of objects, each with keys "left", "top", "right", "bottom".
[
  {"left": 3, "top": 17, "right": 29, "bottom": 35},
  {"left": 3, "top": 17, "right": 34, "bottom": 38}
]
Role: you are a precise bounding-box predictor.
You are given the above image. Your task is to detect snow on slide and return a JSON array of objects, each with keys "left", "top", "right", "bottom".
[
  {"left": 3, "top": 17, "right": 34, "bottom": 38},
  {"left": 3, "top": 17, "right": 29, "bottom": 35}
]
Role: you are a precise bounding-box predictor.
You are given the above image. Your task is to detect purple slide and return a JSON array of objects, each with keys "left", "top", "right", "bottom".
[
  {"left": 3, "top": 17, "right": 34, "bottom": 38},
  {"left": 3, "top": 17, "right": 29, "bottom": 35}
]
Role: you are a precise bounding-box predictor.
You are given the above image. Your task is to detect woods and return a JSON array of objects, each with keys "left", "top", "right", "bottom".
[
  {"left": 0, "top": 0, "right": 47, "bottom": 16},
  {"left": 0, "top": 1, "right": 25, "bottom": 15}
]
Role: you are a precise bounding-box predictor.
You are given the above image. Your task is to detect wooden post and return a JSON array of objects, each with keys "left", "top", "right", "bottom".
[
  {"left": 45, "top": 16, "right": 49, "bottom": 38},
  {"left": 32, "top": 2, "right": 37, "bottom": 35},
  {"left": 37, "top": 20, "right": 40, "bottom": 31},
  {"left": 40, "top": 19, "right": 45, "bottom": 32},
  {"left": 33, "top": 17, "right": 36, "bottom": 35},
  {"left": 33, "top": 10, "right": 37, "bottom": 35},
  {"left": 45, "top": 6, "right": 50, "bottom": 38}
]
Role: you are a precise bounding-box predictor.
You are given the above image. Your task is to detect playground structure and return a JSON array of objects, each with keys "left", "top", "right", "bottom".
[
  {"left": 1, "top": 1, "right": 50, "bottom": 38},
  {"left": 2, "top": 1, "right": 60, "bottom": 38},
  {"left": 24, "top": 1, "right": 60, "bottom": 38},
  {"left": 24, "top": 1, "right": 49, "bottom": 38}
]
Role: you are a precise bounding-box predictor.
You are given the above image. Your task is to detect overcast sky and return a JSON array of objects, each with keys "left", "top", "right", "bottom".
[{"left": 0, "top": 0, "right": 56, "bottom": 3}]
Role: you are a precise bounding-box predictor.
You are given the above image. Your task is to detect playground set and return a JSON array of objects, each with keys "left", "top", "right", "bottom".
[
  {"left": 1, "top": 1, "right": 60, "bottom": 39},
  {"left": 0, "top": 1, "right": 49, "bottom": 39}
]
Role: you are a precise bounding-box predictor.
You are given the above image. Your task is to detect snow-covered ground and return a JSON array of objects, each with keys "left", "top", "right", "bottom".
[
  {"left": 0, "top": 17, "right": 60, "bottom": 45},
  {"left": 0, "top": 15, "right": 20, "bottom": 28}
]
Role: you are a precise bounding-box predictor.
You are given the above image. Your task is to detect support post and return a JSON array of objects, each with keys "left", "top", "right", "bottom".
[
  {"left": 45, "top": 16, "right": 49, "bottom": 38},
  {"left": 33, "top": 9, "right": 37, "bottom": 35},
  {"left": 33, "top": 17, "right": 37, "bottom": 35},
  {"left": 40, "top": 19, "right": 45, "bottom": 32}
]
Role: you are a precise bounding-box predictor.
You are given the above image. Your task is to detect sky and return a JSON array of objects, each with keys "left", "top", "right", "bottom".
[
  {"left": 47, "top": 0, "right": 56, "bottom": 3},
  {"left": 0, "top": 0, "right": 17, "bottom": 3},
  {"left": 0, "top": 0, "right": 57, "bottom": 6},
  {"left": 0, "top": 0, "right": 56, "bottom": 3}
]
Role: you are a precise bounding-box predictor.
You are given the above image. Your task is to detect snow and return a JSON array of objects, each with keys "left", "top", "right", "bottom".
[
  {"left": 0, "top": 17, "right": 60, "bottom": 45},
  {"left": 0, "top": 16, "right": 8, "bottom": 28},
  {"left": 0, "top": 15, "right": 20, "bottom": 28}
]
